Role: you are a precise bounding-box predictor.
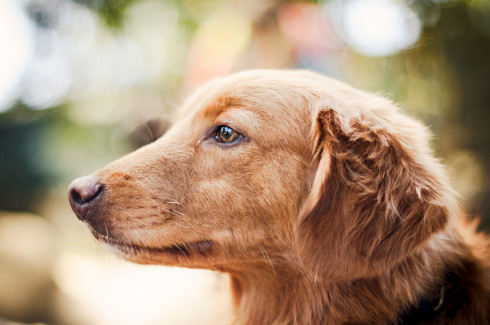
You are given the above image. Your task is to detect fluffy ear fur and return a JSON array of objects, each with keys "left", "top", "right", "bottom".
[{"left": 296, "top": 98, "right": 455, "bottom": 281}]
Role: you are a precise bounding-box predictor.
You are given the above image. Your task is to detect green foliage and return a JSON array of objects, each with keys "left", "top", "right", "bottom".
[
  {"left": 73, "top": 0, "right": 140, "bottom": 28},
  {"left": 0, "top": 105, "right": 53, "bottom": 211}
]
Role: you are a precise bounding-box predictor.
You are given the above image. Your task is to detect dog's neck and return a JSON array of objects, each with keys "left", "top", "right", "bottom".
[
  {"left": 228, "top": 262, "right": 328, "bottom": 325},
  {"left": 226, "top": 232, "right": 468, "bottom": 325}
]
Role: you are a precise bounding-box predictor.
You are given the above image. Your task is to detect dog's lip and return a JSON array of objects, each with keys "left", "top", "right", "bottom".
[{"left": 91, "top": 229, "right": 214, "bottom": 255}]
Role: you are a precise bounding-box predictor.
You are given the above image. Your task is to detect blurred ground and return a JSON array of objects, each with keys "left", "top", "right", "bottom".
[{"left": 0, "top": 0, "right": 489, "bottom": 324}]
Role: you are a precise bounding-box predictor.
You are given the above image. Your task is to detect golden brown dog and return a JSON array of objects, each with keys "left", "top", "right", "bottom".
[{"left": 68, "top": 70, "right": 490, "bottom": 324}]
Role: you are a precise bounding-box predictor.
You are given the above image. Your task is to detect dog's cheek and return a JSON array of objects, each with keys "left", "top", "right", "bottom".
[
  {"left": 182, "top": 145, "right": 308, "bottom": 249},
  {"left": 251, "top": 151, "right": 310, "bottom": 215},
  {"left": 182, "top": 172, "right": 261, "bottom": 248}
]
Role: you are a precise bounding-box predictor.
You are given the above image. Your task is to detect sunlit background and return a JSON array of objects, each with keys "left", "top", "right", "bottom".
[{"left": 0, "top": 0, "right": 489, "bottom": 324}]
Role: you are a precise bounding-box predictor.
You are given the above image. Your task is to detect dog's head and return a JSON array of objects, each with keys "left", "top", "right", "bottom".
[{"left": 69, "top": 70, "right": 455, "bottom": 279}]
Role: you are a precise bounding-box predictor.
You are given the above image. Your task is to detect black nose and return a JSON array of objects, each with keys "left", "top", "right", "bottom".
[{"left": 68, "top": 176, "right": 103, "bottom": 220}]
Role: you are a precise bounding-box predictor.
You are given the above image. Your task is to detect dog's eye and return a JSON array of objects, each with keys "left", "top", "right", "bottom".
[{"left": 215, "top": 125, "right": 242, "bottom": 143}]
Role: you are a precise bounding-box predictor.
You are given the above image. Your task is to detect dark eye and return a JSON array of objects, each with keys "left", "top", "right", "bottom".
[{"left": 215, "top": 125, "right": 243, "bottom": 143}]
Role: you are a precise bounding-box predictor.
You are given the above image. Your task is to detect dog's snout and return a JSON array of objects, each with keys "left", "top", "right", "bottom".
[
  {"left": 68, "top": 175, "right": 103, "bottom": 220},
  {"left": 69, "top": 176, "right": 103, "bottom": 204}
]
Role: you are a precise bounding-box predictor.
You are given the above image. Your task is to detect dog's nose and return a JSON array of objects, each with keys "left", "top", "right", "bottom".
[{"left": 68, "top": 176, "right": 103, "bottom": 220}]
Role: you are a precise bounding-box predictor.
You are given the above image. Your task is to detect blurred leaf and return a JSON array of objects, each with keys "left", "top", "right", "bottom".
[
  {"left": 73, "top": 0, "right": 140, "bottom": 28},
  {"left": 0, "top": 105, "right": 53, "bottom": 211}
]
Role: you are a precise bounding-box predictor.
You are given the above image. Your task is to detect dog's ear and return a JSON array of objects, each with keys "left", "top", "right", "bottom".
[{"left": 296, "top": 98, "right": 455, "bottom": 280}]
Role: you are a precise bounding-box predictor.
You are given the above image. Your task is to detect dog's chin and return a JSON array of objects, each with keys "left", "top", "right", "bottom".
[{"left": 89, "top": 228, "right": 214, "bottom": 265}]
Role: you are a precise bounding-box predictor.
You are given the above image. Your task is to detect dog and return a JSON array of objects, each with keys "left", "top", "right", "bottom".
[{"left": 68, "top": 70, "right": 490, "bottom": 324}]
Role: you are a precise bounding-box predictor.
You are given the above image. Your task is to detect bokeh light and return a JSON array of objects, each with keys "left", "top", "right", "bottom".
[
  {"left": 333, "top": 0, "right": 422, "bottom": 57},
  {"left": 0, "top": 0, "right": 32, "bottom": 112}
]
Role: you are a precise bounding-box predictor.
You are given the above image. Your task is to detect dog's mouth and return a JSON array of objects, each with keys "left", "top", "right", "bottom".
[{"left": 90, "top": 228, "right": 214, "bottom": 256}]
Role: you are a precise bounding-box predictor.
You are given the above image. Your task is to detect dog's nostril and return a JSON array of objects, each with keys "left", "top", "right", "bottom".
[
  {"left": 70, "top": 188, "right": 82, "bottom": 203},
  {"left": 68, "top": 176, "right": 104, "bottom": 206}
]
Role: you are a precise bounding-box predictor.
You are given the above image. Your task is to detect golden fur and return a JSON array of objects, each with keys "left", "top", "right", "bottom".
[{"left": 69, "top": 70, "right": 490, "bottom": 324}]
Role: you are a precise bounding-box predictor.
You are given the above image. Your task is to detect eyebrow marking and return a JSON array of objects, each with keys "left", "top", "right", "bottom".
[{"left": 201, "top": 95, "right": 243, "bottom": 120}]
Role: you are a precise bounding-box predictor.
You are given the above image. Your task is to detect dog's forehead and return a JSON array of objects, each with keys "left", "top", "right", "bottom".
[{"left": 178, "top": 74, "right": 316, "bottom": 124}]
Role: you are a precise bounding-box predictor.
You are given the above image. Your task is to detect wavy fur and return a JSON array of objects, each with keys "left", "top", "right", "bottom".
[{"left": 70, "top": 70, "right": 490, "bottom": 324}]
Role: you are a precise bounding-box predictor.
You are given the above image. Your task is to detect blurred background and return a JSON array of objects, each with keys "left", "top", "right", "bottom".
[{"left": 0, "top": 0, "right": 489, "bottom": 324}]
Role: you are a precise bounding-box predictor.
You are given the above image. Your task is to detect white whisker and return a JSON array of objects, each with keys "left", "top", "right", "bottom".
[
  {"left": 169, "top": 210, "right": 187, "bottom": 217},
  {"left": 104, "top": 223, "right": 109, "bottom": 239},
  {"left": 259, "top": 245, "right": 276, "bottom": 276},
  {"left": 153, "top": 196, "right": 182, "bottom": 204},
  {"left": 149, "top": 198, "right": 162, "bottom": 214},
  {"left": 171, "top": 221, "right": 203, "bottom": 239},
  {"left": 173, "top": 244, "right": 190, "bottom": 262},
  {"left": 126, "top": 216, "right": 148, "bottom": 227}
]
